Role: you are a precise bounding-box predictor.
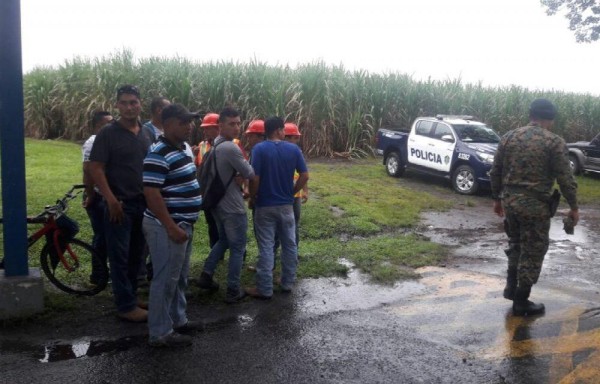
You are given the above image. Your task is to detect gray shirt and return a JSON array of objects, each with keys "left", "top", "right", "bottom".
[{"left": 214, "top": 136, "right": 254, "bottom": 214}]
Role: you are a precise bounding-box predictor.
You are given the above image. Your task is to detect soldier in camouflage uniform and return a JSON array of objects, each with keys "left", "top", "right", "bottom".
[{"left": 490, "top": 98, "right": 579, "bottom": 316}]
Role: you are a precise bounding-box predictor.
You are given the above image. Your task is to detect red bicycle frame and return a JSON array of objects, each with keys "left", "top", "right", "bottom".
[{"left": 27, "top": 216, "right": 79, "bottom": 273}]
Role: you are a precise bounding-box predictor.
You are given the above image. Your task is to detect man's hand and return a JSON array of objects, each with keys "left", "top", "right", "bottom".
[
  {"left": 568, "top": 208, "right": 579, "bottom": 226},
  {"left": 167, "top": 224, "right": 188, "bottom": 244},
  {"left": 107, "top": 198, "right": 124, "bottom": 223},
  {"left": 83, "top": 193, "right": 95, "bottom": 209},
  {"left": 493, "top": 200, "right": 504, "bottom": 217},
  {"left": 301, "top": 191, "right": 309, "bottom": 204}
]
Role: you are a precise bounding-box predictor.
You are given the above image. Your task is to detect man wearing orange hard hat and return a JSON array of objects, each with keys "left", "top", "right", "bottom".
[
  {"left": 283, "top": 122, "right": 308, "bottom": 248},
  {"left": 244, "top": 119, "right": 265, "bottom": 154}
]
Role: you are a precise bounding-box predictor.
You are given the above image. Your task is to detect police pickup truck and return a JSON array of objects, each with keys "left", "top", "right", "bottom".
[{"left": 375, "top": 115, "right": 500, "bottom": 195}]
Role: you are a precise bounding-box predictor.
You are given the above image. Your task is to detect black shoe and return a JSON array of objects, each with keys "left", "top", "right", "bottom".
[
  {"left": 503, "top": 267, "right": 517, "bottom": 301},
  {"left": 174, "top": 320, "right": 205, "bottom": 334},
  {"left": 513, "top": 300, "right": 545, "bottom": 316},
  {"left": 195, "top": 272, "right": 219, "bottom": 291},
  {"left": 512, "top": 284, "right": 545, "bottom": 316},
  {"left": 224, "top": 288, "right": 247, "bottom": 304},
  {"left": 148, "top": 332, "right": 192, "bottom": 348}
]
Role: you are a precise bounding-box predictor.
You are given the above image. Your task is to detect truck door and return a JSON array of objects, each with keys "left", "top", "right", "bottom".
[
  {"left": 429, "top": 122, "right": 456, "bottom": 172},
  {"left": 408, "top": 120, "right": 435, "bottom": 168},
  {"left": 408, "top": 120, "right": 454, "bottom": 171}
]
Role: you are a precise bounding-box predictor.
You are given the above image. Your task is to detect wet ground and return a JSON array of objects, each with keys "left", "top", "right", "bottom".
[{"left": 1, "top": 173, "right": 599, "bottom": 383}]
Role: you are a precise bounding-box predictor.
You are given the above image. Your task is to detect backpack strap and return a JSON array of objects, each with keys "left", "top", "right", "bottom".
[{"left": 212, "top": 140, "right": 238, "bottom": 192}]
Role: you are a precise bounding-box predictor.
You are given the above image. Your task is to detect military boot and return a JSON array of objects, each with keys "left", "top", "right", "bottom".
[
  {"left": 512, "top": 285, "right": 545, "bottom": 316},
  {"left": 503, "top": 267, "right": 518, "bottom": 300}
]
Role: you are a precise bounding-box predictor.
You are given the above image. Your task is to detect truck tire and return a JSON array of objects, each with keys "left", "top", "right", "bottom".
[
  {"left": 385, "top": 152, "right": 404, "bottom": 177},
  {"left": 452, "top": 165, "right": 478, "bottom": 195},
  {"left": 569, "top": 153, "right": 581, "bottom": 175}
]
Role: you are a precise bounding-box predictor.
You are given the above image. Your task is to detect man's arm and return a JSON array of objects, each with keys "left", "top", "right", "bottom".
[
  {"left": 144, "top": 187, "right": 187, "bottom": 243},
  {"left": 293, "top": 172, "right": 309, "bottom": 195},
  {"left": 552, "top": 139, "right": 579, "bottom": 225},
  {"left": 89, "top": 161, "right": 123, "bottom": 223}
]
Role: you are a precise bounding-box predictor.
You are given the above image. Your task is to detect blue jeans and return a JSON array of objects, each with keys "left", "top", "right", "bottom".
[
  {"left": 85, "top": 196, "right": 108, "bottom": 284},
  {"left": 202, "top": 208, "right": 247, "bottom": 292},
  {"left": 143, "top": 218, "right": 192, "bottom": 339},
  {"left": 254, "top": 205, "right": 297, "bottom": 296},
  {"left": 104, "top": 197, "right": 146, "bottom": 313},
  {"left": 273, "top": 197, "right": 302, "bottom": 258}
]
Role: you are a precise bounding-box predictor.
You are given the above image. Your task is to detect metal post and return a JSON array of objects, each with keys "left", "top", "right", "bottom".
[{"left": 0, "top": 0, "right": 29, "bottom": 277}]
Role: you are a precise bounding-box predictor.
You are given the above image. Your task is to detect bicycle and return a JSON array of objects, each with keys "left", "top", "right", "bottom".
[{"left": 0, "top": 184, "right": 107, "bottom": 296}]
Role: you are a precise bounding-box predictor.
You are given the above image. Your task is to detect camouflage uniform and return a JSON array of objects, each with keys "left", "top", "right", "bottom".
[{"left": 490, "top": 123, "right": 578, "bottom": 286}]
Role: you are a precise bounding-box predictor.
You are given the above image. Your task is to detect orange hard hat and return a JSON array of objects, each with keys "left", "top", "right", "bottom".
[
  {"left": 200, "top": 113, "right": 219, "bottom": 128},
  {"left": 245, "top": 119, "right": 265, "bottom": 134},
  {"left": 284, "top": 122, "right": 301, "bottom": 136}
]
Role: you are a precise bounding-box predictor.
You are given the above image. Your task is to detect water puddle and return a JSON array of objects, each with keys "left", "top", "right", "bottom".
[
  {"left": 0, "top": 335, "right": 145, "bottom": 363},
  {"left": 296, "top": 258, "right": 427, "bottom": 316}
]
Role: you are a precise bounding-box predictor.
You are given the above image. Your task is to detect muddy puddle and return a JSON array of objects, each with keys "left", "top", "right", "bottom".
[{"left": 419, "top": 200, "right": 600, "bottom": 296}]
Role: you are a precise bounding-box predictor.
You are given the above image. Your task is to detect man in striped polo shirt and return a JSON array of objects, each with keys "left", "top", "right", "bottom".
[{"left": 143, "top": 104, "right": 203, "bottom": 348}]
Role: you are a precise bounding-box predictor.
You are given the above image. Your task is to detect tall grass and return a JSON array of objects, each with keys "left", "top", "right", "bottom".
[{"left": 23, "top": 49, "right": 600, "bottom": 157}]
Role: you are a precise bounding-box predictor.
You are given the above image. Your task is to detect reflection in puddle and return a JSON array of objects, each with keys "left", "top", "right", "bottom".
[{"left": 36, "top": 335, "right": 144, "bottom": 363}]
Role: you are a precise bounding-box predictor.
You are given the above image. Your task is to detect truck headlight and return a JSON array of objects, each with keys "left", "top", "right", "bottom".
[{"left": 477, "top": 152, "right": 495, "bottom": 164}]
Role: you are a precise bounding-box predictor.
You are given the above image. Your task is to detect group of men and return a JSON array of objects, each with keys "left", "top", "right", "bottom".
[
  {"left": 82, "top": 85, "right": 580, "bottom": 347},
  {"left": 84, "top": 85, "right": 308, "bottom": 347}
]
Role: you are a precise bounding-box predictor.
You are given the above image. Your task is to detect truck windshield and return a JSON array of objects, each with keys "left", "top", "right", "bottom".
[{"left": 453, "top": 124, "right": 500, "bottom": 143}]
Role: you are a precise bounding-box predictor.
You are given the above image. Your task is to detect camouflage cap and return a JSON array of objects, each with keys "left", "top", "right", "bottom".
[{"left": 529, "top": 98, "right": 557, "bottom": 120}]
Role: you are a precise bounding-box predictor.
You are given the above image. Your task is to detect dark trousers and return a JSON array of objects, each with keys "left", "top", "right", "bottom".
[
  {"left": 86, "top": 197, "right": 108, "bottom": 284},
  {"left": 104, "top": 197, "right": 146, "bottom": 313},
  {"left": 204, "top": 209, "right": 219, "bottom": 248}
]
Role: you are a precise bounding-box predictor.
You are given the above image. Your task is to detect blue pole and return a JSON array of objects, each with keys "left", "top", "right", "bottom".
[{"left": 0, "top": 0, "right": 29, "bottom": 277}]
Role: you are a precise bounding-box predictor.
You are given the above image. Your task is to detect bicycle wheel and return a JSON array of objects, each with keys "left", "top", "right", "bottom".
[{"left": 40, "top": 238, "right": 107, "bottom": 296}]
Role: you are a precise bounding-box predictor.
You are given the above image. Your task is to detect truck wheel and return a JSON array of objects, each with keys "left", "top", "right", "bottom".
[
  {"left": 569, "top": 153, "right": 581, "bottom": 175},
  {"left": 385, "top": 152, "right": 404, "bottom": 177},
  {"left": 452, "top": 165, "right": 478, "bottom": 195}
]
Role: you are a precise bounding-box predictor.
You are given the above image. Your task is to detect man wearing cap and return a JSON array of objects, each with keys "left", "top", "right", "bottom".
[
  {"left": 89, "top": 85, "right": 152, "bottom": 322},
  {"left": 143, "top": 104, "right": 203, "bottom": 347},
  {"left": 490, "top": 98, "right": 579, "bottom": 316}
]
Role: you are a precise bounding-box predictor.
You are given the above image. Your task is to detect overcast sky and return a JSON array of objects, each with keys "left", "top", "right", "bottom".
[{"left": 20, "top": 0, "right": 600, "bottom": 96}]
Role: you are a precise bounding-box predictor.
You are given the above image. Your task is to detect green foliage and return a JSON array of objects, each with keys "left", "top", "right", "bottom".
[
  {"left": 23, "top": 49, "right": 600, "bottom": 156},
  {"left": 541, "top": 0, "right": 600, "bottom": 43}
]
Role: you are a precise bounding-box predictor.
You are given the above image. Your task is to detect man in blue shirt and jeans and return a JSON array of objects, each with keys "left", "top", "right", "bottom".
[{"left": 246, "top": 117, "right": 309, "bottom": 299}]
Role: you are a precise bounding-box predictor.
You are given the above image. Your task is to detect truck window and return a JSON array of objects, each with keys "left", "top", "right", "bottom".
[
  {"left": 415, "top": 120, "right": 434, "bottom": 137},
  {"left": 453, "top": 124, "right": 500, "bottom": 143},
  {"left": 432, "top": 123, "right": 454, "bottom": 141}
]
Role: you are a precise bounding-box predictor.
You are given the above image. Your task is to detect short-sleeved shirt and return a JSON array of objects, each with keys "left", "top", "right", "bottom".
[
  {"left": 82, "top": 135, "right": 96, "bottom": 162},
  {"left": 212, "top": 136, "right": 255, "bottom": 214},
  {"left": 251, "top": 140, "right": 308, "bottom": 207},
  {"left": 143, "top": 137, "right": 201, "bottom": 224},
  {"left": 89, "top": 120, "right": 151, "bottom": 201}
]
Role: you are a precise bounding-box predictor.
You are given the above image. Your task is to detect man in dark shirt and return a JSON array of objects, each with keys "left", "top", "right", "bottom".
[{"left": 89, "top": 85, "right": 151, "bottom": 322}]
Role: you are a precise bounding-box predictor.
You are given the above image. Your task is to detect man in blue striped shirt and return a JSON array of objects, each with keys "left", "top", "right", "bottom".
[{"left": 143, "top": 104, "right": 203, "bottom": 348}]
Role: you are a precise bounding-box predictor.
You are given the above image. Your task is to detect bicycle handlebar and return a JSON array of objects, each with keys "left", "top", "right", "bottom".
[
  {"left": 38, "top": 184, "right": 85, "bottom": 219},
  {"left": 0, "top": 185, "right": 85, "bottom": 224}
]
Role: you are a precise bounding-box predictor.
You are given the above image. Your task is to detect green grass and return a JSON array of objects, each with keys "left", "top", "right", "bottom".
[{"left": 3, "top": 139, "right": 599, "bottom": 309}]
